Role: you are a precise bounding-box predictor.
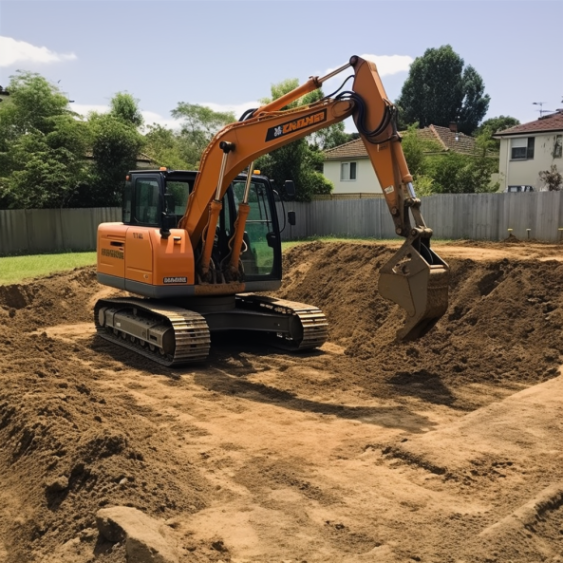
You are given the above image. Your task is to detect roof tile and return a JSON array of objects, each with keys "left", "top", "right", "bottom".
[
  {"left": 324, "top": 125, "right": 478, "bottom": 159},
  {"left": 494, "top": 110, "right": 563, "bottom": 136}
]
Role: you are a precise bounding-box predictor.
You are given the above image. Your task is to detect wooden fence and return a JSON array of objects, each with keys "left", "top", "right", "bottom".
[{"left": 2, "top": 192, "right": 563, "bottom": 256}]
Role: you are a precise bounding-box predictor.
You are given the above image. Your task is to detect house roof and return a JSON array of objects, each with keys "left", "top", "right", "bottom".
[
  {"left": 323, "top": 138, "right": 365, "bottom": 160},
  {"left": 323, "top": 125, "right": 477, "bottom": 160},
  {"left": 494, "top": 110, "right": 563, "bottom": 137},
  {"left": 84, "top": 151, "right": 152, "bottom": 163}
]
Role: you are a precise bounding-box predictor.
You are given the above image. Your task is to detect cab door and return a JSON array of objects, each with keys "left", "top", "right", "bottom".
[
  {"left": 230, "top": 179, "right": 282, "bottom": 281},
  {"left": 125, "top": 174, "right": 161, "bottom": 285}
]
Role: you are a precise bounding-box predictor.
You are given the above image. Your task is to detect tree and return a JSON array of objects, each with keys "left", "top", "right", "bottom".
[
  {"left": 539, "top": 165, "right": 563, "bottom": 191},
  {"left": 110, "top": 92, "right": 144, "bottom": 128},
  {"left": 0, "top": 71, "right": 90, "bottom": 208},
  {"left": 0, "top": 70, "right": 73, "bottom": 140},
  {"left": 424, "top": 129, "right": 499, "bottom": 195},
  {"left": 396, "top": 45, "right": 490, "bottom": 135},
  {"left": 398, "top": 124, "right": 442, "bottom": 196},
  {"left": 401, "top": 123, "right": 441, "bottom": 176},
  {"left": 144, "top": 123, "right": 189, "bottom": 170},
  {"left": 457, "top": 65, "right": 490, "bottom": 134},
  {"left": 400, "top": 123, "right": 499, "bottom": 196},
  {"left": 171, "top": 103, "right": 235, "bottom": 167},
  {"left": 310, "top": 121, "right": 353, "bottom": 151},
  {"left": 83, "top": 103, "right": 144, "bottom": 207},
  {"left": 473, "top": 115, "right": 521, "bottom": 153},
  {"left": 468, "top": 127, "right": 500, "bottom": 193},
  {"left": 474, "top": 115, "right": 520, "bottom": 136},
  {"left": 0, "top": 74, "right": 150, "bottom": 208}
]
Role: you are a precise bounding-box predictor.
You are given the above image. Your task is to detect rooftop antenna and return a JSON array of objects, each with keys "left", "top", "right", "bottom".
[
  {"left": 533, "top": 101, "right": 556, "bottom": 117},
  {"left": 533, "top": 101, "right": 546, "bottom": 117}
]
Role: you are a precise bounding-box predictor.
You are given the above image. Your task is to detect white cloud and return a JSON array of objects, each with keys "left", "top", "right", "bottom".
[
  {"left": 70, "top": 105, "right": 181, "bottom": 131},
  {"left": 358, "top": 54, "right": 413, "bottom": 76},
  {"left": 71, "top": 103, "right": 110, "bottom": 119},
  {"left": 71, "top": 105, "right": 185, "bottom": 131},
  {"left": 141, "top": 110, "right": 182, "bottom": 131},
  {"left": 321, "top": 54, "right": 412, "bottom": 84},
  {"left": 321, "top": 54, "right": 411, "bottom": 95},
  {"left": 200, "top": 100, "right": 261, "bottom": 119},
  {"left": 319, "top": 54, "right": 413, "bottom": 126},
  {"left": 141, "top": 102, "right": 261, "bottom": 131},
  {"left": 0, "top": 36, "right": 77, "bottom": 68}
]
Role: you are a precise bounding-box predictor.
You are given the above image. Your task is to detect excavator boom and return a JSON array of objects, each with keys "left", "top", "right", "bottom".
[{"left": 178, "top": 55, "right": 450, "bottom": 340}]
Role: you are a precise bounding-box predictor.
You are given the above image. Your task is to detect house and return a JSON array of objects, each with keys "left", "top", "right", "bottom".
[
  {"left": 84, "top": 151, "right": 153, "bottom": 169},
  {"left": 494, "top": 110, "right": 563, "bottom": 191},
  {"left": 322, "top": 124, "right": 478, "bottom": 196}
]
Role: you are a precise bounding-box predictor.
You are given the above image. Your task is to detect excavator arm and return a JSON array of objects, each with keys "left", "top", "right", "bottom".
[{"left": 178, "top": 55, "right": 450, "bottom": 339}]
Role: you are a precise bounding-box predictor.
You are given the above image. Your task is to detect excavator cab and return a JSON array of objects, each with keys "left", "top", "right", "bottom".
[{"left": 114, "top": 169, "right": 283, "bottom": 293}]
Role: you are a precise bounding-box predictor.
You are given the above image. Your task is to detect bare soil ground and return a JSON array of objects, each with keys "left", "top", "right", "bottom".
[{"left": 1, "top": 240, "right": 563, "bottom": 563}]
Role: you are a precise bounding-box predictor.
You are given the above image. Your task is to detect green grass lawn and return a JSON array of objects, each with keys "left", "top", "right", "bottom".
[
  {"left": 0, "top": 252, "right": 97, "bottom": 285},
  {"left": 0, "top": 237, "right": 450, "bottom": 286},
  {"left": 0, "top": 244, "right": 308, "bottom": 285}
]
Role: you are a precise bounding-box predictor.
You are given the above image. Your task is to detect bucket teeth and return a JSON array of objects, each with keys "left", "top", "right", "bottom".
[{"left": 378, "top": 241, "right": 449, "bottom": 340}]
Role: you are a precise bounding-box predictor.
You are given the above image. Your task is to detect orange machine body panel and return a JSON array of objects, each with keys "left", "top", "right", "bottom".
[
  {"left": 148, "top": 228, "right": 195, "bottom": 287},
  {"left": 97, "top": 223, "right": 126, "bottom": 279},
  {"left": 97, "top": 224, "right": 195, "bottom": 294}
]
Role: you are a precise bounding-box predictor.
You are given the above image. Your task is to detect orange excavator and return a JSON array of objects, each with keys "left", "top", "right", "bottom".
[{"left": 95, "top": 55, "right": 449, "bottom": 366}]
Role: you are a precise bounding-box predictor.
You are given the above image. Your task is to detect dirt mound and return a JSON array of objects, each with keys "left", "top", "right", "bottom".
[
  {"left": 1, "top": 242, "right": 563, "bottom": 562},
  {"left": 0, "top": 269, "right": 208, "bottom": 562},
  {"left": 277, "top": 242, "right": 563, "bottom": 395}
]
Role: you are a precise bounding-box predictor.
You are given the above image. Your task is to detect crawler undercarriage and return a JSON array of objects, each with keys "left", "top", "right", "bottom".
[{"left": 94, "top": 295, "right": 329, "bottom": 366}]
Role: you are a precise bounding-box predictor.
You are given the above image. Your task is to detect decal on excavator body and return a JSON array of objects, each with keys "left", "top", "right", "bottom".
[
  {"left": 101, "top": 248, "right": 124, "bottom": 260},
  {"left": 265, "top": 110, "right": 327, "bottom": 141}
]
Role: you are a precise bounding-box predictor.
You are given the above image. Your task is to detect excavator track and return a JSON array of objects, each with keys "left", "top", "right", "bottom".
[
  {"left": 235, "top": 295, "right": 329, "bottom": 351},
  {"left": 94, "top": 298, "right": 211, "bottom": 367},
  {"left": 94, "top": 295, "right": 327, "bottom": 367}
]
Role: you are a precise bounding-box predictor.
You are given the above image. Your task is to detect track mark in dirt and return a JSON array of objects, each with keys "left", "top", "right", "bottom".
[{"left": 33, "top": 322, "right": 95, "bottom": 342}]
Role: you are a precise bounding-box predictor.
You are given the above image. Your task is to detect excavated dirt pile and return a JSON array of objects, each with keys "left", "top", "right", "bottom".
[
  {"left": 0, "top": 270, "right": 209, "bottom": 562},
  {"left": 278, "top": 242, "right": 563, "bottom": 397},
  {"left": 0, "top": 241, "right": 562, "bottom": 563}
]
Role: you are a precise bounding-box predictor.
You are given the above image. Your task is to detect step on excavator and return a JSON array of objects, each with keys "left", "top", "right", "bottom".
[{"left": 95, "top": 55, "right": 450, "bottom": 366}]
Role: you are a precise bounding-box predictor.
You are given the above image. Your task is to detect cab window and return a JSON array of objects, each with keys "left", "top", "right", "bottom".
[
  {"left": 134, "top": 179, "right": 160, "bottom": 225},
  {"left": 232, "top": 180, "right": 275, "bottom": 276},
  {"left": 123, "top": 180, "right": 132, "bottom": 223},
  {"left": 166, "top": 181, "right": 191, "bottom": 217}
]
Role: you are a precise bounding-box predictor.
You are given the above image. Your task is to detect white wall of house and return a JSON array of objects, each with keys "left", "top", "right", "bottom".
[
  {"left": 323, "top": 159, "right": 383, "bottom": 194},
  {"left": 498, "top": 132, "right": 563, "bottom": 190}
]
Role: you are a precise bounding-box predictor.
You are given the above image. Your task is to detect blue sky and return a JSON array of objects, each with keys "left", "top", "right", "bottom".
[{"left": 1, "top": 0, "right": 562, "bottom": 133}]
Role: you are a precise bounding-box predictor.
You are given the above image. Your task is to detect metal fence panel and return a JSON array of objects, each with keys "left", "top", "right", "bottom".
[
  {"left": 0, "top": 209, "right": 28, "bottom": 255},
  {"left": 280, "top": 192, "right": 563, "bottom": 243},
  {"left": 3, "top": 193, "right": 563, "bottom": 256},
  {"left": 0, "top": 208, "right": 121, "bottom": 256}
]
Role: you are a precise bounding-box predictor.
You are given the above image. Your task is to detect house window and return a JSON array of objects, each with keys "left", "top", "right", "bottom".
[
  {"left": 507, "top": 185, "right": 534, "bottom": 193},
  {"left": 554, "top": 135, "right": 562, "bottom": 158},
  {"left": 511, "top": 137, "right": 535, "bottom": 160},
  {"left": 341, "top": 161, "right": 357, "bottom": 181}
]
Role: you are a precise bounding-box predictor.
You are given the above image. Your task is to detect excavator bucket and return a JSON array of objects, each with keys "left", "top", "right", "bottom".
[{"left": 378, "top": 240, "right": 449, "bottom": 340}]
